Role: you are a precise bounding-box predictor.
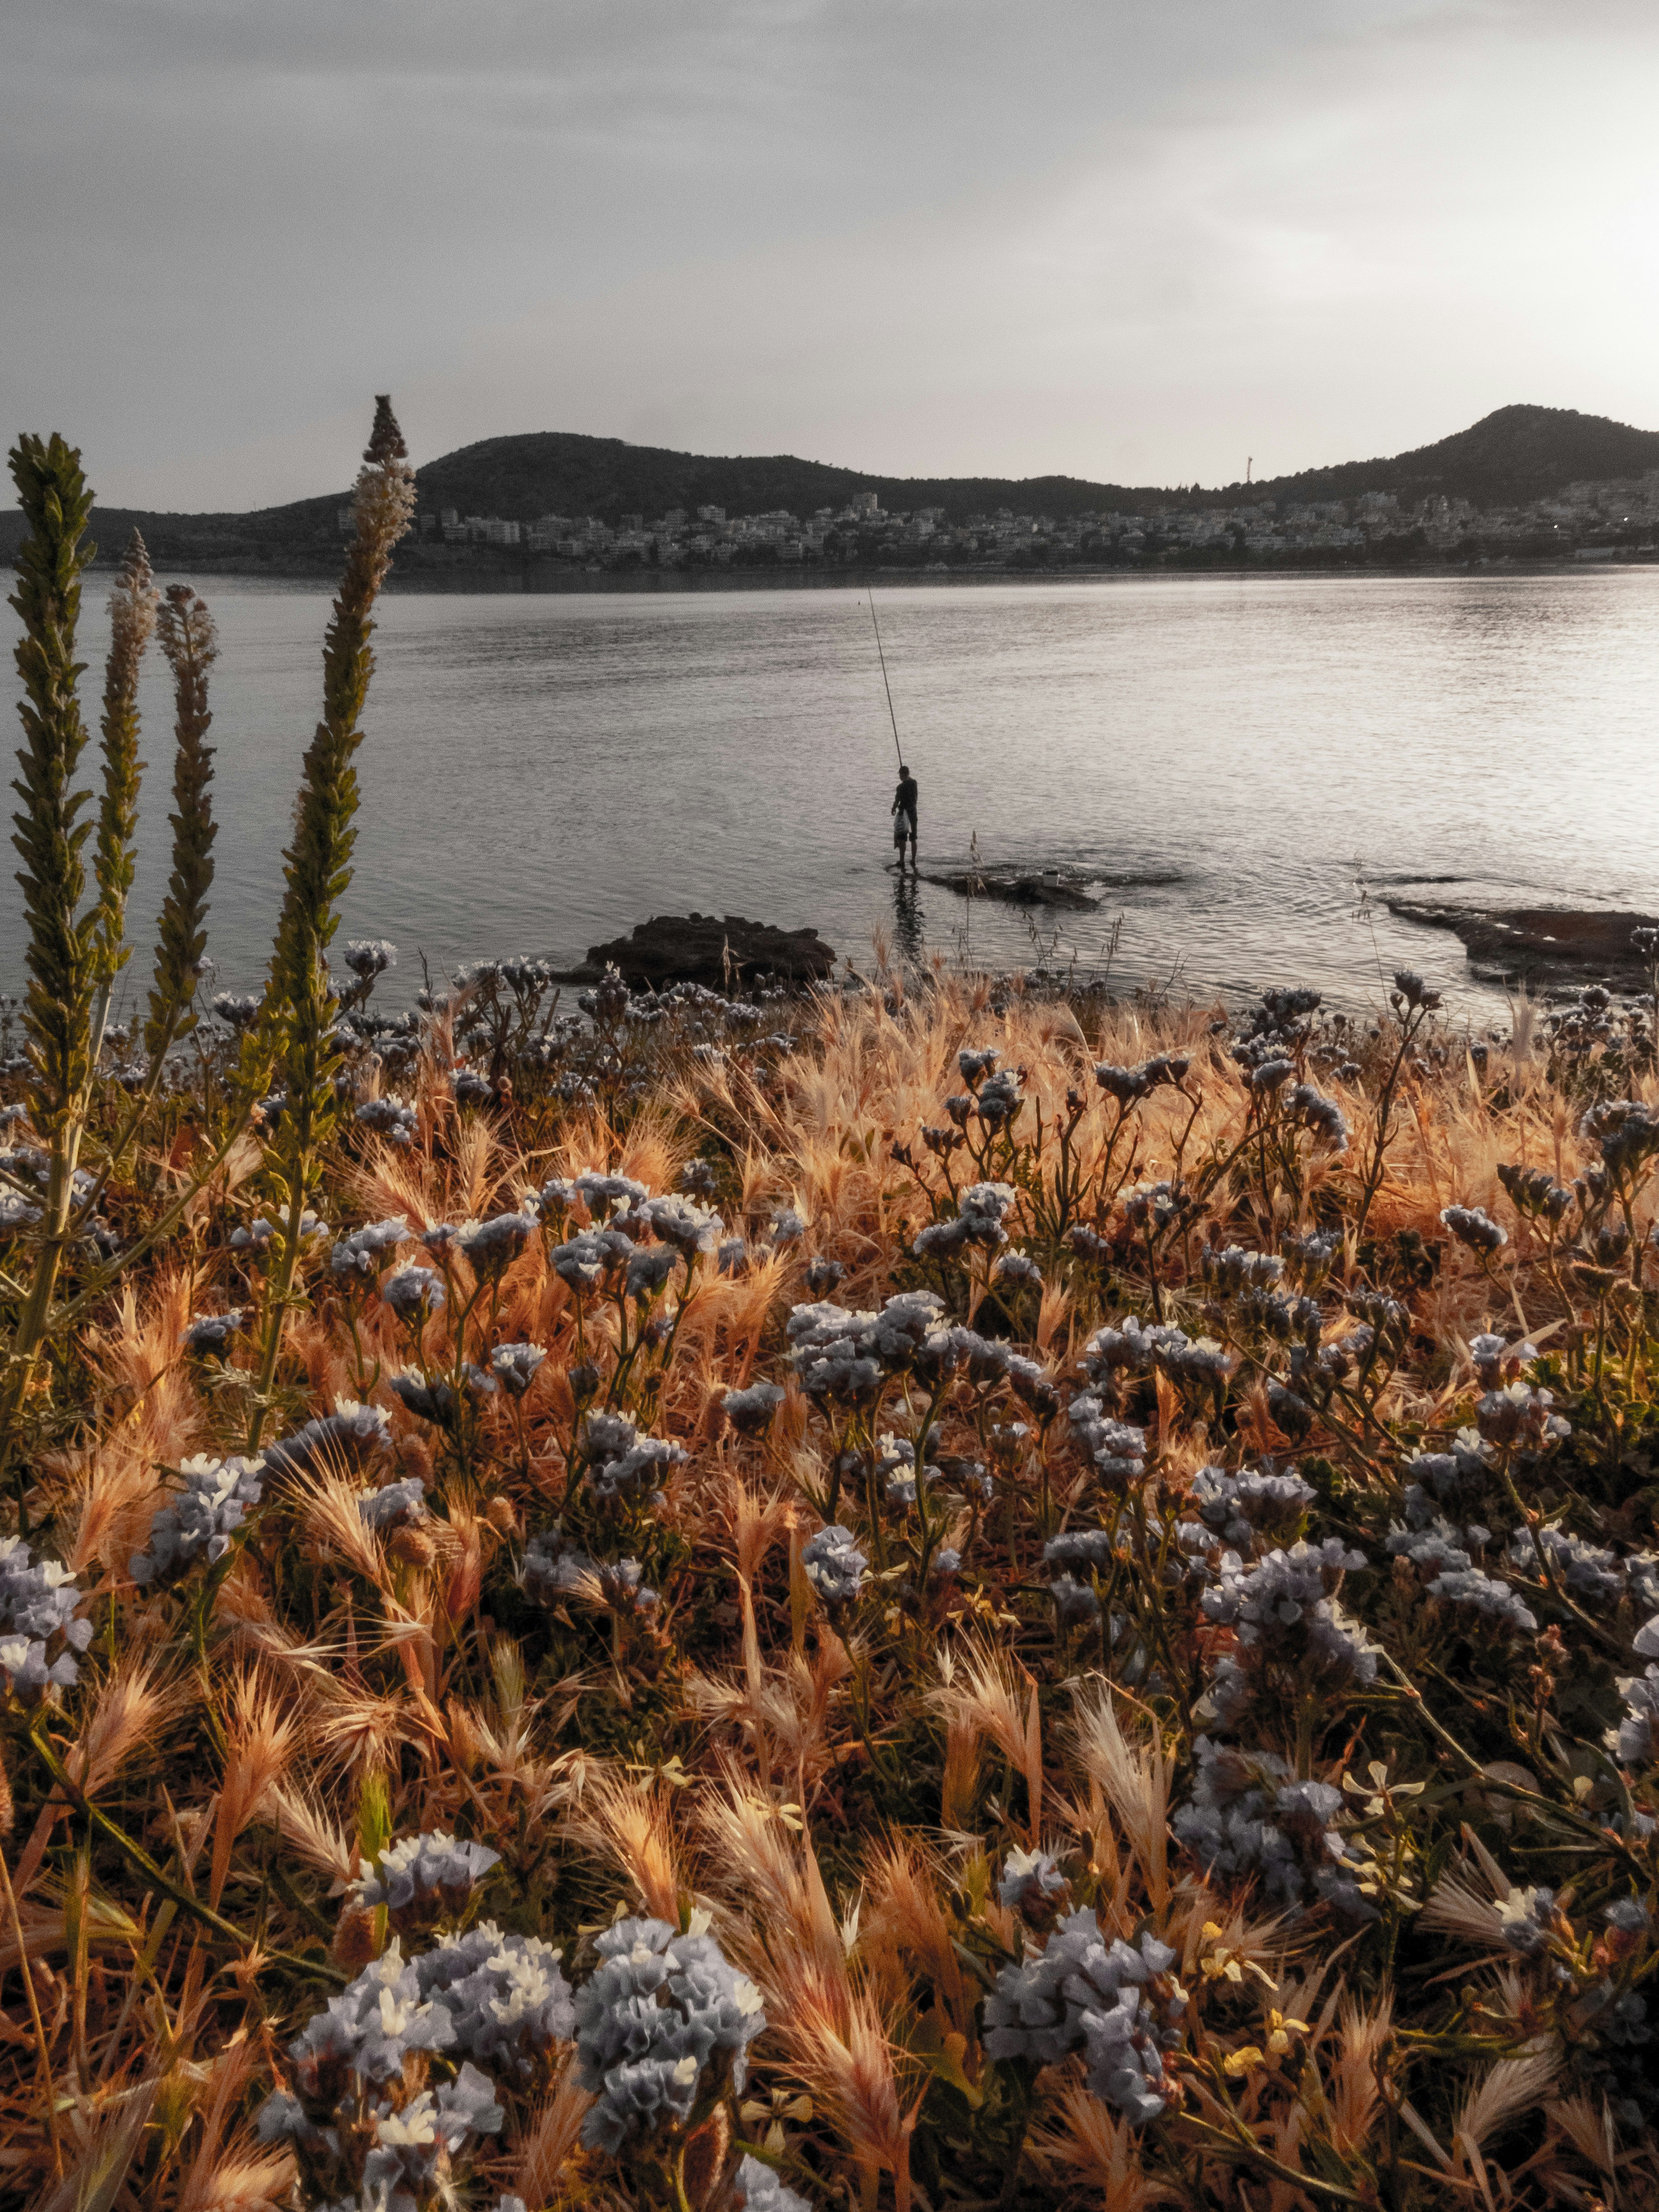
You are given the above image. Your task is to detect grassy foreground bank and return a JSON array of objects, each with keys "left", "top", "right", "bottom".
[{"left": 3, "top": 409, "right": 1658, "bottom": 2212}]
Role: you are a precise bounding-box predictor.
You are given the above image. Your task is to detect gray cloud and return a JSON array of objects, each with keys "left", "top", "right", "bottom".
[{"left": 3, "top": 0, "right": 1652, "bottom": 505}]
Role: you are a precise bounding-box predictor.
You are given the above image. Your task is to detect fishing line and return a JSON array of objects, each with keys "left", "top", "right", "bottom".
[{"left": 867, "top": 588, "right": 904, "bottom": 767}]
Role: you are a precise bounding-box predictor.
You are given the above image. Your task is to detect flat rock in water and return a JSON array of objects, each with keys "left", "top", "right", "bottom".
[
  {"left": 1388, "top": 900, "right": 1659, "bottom": 987},
  {"left": 918, "top": 866, "right": 1101, "bottom": 912},
  {"left": 562, "top": 912, "right": 838, "bottom": 990}
]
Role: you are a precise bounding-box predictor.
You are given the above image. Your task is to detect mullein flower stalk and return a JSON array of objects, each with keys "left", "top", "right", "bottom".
[
  {"left": 2, "top": 435, "right": 98, "bottom": 1480},
  {"left": 248, "top": 397, "right": 416, "bottom": 1446},
  {"left": 88, "top": 530, "right": 159, "bottom": 1064},
  {"left": 145, "top": 585, "right": 219, "bottom": 1062}
]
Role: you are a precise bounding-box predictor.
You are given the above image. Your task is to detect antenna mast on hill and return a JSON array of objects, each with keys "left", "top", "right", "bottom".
[{"left": 1247, "top": 456, "right": 1253, "bottom": 485}]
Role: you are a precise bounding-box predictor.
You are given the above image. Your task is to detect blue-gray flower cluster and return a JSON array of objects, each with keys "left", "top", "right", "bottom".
[
  {"left": 1172, "top": 1737, "right": 1370, "bottom": 1916},
  {"left": 416, "top": 1922, "right": 577, "bottom": 2078},
  {"left": 181, "top": 1308, "right": 246, "bottom": 1357},
  {"left": 801, "top": 1524, "right": 868, "bottom": 1605},
  {"left": 1609, "top": 1616, "right": 1659, "bottom": 1766},
  {"left": 719, "top": 1382, "right": 785, "bottom": 1436},
  {"left": 1066, "top": 1397, "right": 1146, "bottom": 1484},
  {"left": 1441, "top": 1204, "right": 1507, "bottom": 1254},
  {"left": 579, "top": 1410, "right": 687, "bottom": 1504},
  {"left": 786, "top": 1289, "right": 945, "bottom": 1407},
  {"left": 352, "top": 1833, "right": 501, "bottom": 1926},
  {"left": 344, "top": 938, "right": 398, "bottom": 979},
  {"left": 572, "top": 1916, "right": 766, "bottom": 2153},
  {"left": 1189, "top": 1464, "right": 1315, "bottom": 1548},
  {"left": 1286, "top": 1082, "right": 1349, "bottom": 1152},
  {"left": 915, "top": 1181, "right": 1019, "bottom": 1258},
  {"left": 998, "top": 1848, "right": 1070, "bottom": 1918},
  {"left": 1506, "top": 1525, "right": 1659, "bottom": 1609},
  {"left": 523, "top": 1535, "right": 657, "bottom": 1614},
  {"left": 359, "top": 1477, "right": 428, "bottom": 1532},
  {"left": 1428, "top": 1567, "right": 1538, "bottom": 1635},
  {"left": 1202, "top": 1540, "right": 1379, "bottom": 1685},
  {"left": 230, "top": 1210, "right": 327, "bottom": 1255},
  {"left": 645, "top": 1193, "right": 723, "bottom": 1255},
  {"left": 264, "top": 1400, "right": 393, "bottom": 1479},
  {"left": 331, "top": 1216, "right": 410, "bottom": 1280},
  {"left": 0, "top": 1536, "right": 91, "bottom": 1700},
  {"left": 549, "top": 1227, "right": 636, "bottom": 1295},
  {"left": 490, "top": 1342, "right": 546, "bottom": 1397},
  {"left": 1202, "top": 1244, "right": 1284, "bottom": 1295},
  {"left": 382, "top": 1264, "right": 444, "bottom": 1321},
  {"left": 982, "top": 1912, "right": 1179, "bottom": 2122},
  {"left": 130, "top": 1454, "right": 266, "bottom": 1583},
  {"left": 355, "top": 1097, "right": 419, "bottom": 1146},
  {"left": 457, "top": 1211, "right": 539, "bottom": 1277}
]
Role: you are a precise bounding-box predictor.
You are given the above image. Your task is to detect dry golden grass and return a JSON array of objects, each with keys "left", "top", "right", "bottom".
[{"left": 0, "top": 969, "right": 1655, "bottom": 2211}]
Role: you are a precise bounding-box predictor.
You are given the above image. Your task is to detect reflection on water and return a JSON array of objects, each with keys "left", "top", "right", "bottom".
[
  {"left": 4, "top": 569, "right": 1656, "bottom": 1021},
  {"left": 890, "top": 872, "right": 925, "bottom": 971}
]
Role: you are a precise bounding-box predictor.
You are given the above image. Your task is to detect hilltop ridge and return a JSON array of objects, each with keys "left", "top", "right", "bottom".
[{"left": 4, "top": 402, "right": 1656, "bottom": 573}]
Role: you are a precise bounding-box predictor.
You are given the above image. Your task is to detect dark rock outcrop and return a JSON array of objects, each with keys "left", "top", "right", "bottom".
[
  {"left": 1388, "top": 901, "right": 1659, "bottom": 988},
  {"left": 917, "top": 867, "right": 1101, "bottom": 911},
  {"left": 560, "top": 913, "right": 838, "bottom": 990}
]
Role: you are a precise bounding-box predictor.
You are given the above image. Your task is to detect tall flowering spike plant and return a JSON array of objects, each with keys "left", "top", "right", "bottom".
[
  {"left": 265, "top": 394, "right": 415, "bottom": 1067},
  {"left": 146, "top": 584, "right": 219, "bottom": 1059},
  {"left": 7, "top": 432, "right": 97, "bottom": 1134},
  {"left": 90, "top": 529, "right": 159, "bottom": 1026},
  {"left": 3, "top": 432, "right": 100, "bottom": 1464},
  {"left": 249, "top": 396, "right": 415, "bottom": 1442}
]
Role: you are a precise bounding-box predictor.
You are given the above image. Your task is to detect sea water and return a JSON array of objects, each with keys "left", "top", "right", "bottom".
[{"left": 4, "top": 568, "right": 1656, "bottom": 1023}]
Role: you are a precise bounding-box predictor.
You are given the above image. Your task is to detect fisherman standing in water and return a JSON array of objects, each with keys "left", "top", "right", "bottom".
[{"left": 891, "top": 763, "right": 919, "bottom": 873}]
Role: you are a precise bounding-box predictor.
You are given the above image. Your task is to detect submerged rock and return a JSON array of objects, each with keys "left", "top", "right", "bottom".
[
  {"left": 559, "top": 913, "right": 837, "bottom": 990},
  {"left": 917, "top": 866, "right": 1101, "bottom": 911},
  {"left": 1388, "top": 901, "right": 1659, "bottom": 988}
]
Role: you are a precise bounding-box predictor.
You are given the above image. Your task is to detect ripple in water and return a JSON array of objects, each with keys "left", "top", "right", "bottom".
[{"left": 4, "top": 569, "right": 1656, "bottom": 1023}]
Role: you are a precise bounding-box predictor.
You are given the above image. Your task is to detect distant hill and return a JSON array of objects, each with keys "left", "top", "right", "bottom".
[
  {"left": 1245, "top": 404, "right": 1659, "bottom": 511},
  {"left": 405, "top": 404, "right": 1659, "bottom": 526},
  {"left": 411, "top": 431, "right": 1171, "bottom": 529},
  {"left": 4, "top": 403, "right": 1655, "bottom": 569}
]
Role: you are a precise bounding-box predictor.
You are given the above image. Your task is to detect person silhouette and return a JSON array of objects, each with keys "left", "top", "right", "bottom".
[{"left": 891, "top": 764, "right": 918, "bottom": 873}]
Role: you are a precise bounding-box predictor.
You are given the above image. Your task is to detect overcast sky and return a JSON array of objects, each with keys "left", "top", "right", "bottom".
[{"left": 5, "top": 0, "right": 1657, "bottom": 509}]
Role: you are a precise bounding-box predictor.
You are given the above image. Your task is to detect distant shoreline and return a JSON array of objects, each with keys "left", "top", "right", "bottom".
[{"left": 96, "top": 552, "right": 1659, "bottom": 593}]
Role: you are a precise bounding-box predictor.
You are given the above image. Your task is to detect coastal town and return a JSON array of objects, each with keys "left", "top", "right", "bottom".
[{"left": 373, "top": 467, "right": 1659, "bottom": 574}]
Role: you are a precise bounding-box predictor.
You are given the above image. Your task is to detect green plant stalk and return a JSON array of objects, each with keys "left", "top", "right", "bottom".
[
  {"left": 3, "top": 434, "right": 98, "bottom": 1478},
  {"left": 87, "top": 530, "right": 158, "bottom": 1067},
  {"left": 146, "top": 585, "right": 220, "bottom": 1062},
  {"left": 249, "top": 398, "right": 414, "bottom": 1449}
]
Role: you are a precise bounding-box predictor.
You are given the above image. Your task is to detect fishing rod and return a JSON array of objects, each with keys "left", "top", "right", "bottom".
[{"left": 866, "top": 587, "right": 904, "bottom": 767}]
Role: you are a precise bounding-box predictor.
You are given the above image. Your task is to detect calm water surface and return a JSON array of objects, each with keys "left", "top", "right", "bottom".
[{"left": 5, "top": 571, "right": 1655, "bottom": 1020}]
